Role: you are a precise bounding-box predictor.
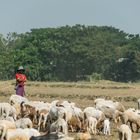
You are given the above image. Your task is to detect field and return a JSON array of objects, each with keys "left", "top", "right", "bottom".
[{"left": 1, "top": 80, "right": 140, "bottom": 139}]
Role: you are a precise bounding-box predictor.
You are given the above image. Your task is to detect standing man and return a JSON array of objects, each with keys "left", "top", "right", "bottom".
[{"left": 15, "top": 66, "right": 27, "bottom": 97}]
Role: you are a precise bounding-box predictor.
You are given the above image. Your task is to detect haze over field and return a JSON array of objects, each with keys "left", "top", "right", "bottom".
[{"left": 0, "top": 0, "right": 140, "bottom": 35}]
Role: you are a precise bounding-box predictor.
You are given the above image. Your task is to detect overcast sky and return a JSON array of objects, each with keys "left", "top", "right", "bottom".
[{"left": 0, "top": 0, "right": 140, "bottom": 36}]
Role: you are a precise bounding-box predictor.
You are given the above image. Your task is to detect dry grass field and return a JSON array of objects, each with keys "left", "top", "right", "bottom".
[{"left": 0, "top": 80, "right": 140, "bottom": 139}]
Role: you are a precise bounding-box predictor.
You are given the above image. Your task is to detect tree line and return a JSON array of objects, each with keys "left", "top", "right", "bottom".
[{"left": 0, "top": 24, "right": 140, "bottom": 82}]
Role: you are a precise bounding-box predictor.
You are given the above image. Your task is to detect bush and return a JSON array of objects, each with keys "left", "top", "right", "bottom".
[{"left": 86, "top": 73, "right": 102, "bottom": 82}]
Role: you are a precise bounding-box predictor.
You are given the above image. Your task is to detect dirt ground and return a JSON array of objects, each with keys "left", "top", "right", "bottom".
[{"left": 1, "top": 80, "right": 140, "bottom": 139}]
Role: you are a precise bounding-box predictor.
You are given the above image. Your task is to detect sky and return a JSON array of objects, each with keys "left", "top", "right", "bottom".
[{"left": 0, "top": 0, "right": 140, "bottom": 36}]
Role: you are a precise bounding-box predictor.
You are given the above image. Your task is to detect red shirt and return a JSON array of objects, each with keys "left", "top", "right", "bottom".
[{"left": 15, "top": 73, "right": 27, "bottom": 86}]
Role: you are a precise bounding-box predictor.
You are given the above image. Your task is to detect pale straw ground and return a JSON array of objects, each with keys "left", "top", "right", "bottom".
[{"left": 0, "top": 80, "right": 140, "bottom": 139}]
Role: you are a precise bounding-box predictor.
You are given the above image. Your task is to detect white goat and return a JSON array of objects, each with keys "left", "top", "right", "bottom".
[
  {"left": 49, "top": 106, "right": 67, "bottom": 122},
  {"left": 122, "top": 108, "right": 140, "bottom": 132},
  {"left": 84, "top": 107, "right": 105, "bottom": 122},
  {"left": 37, "top": 108, "right": 49, "bottom": 131},
  {"left": 86, "top": 116, "right": 97, "bottom": 135},
  {"left": 15, "top": 118, "right": 33, "bottom": 128},
  {"left": 9, "top": 95, "right": 28, "bottom": 105},
  {"left": 6, "top": 128, "right": 40, "bottom": 140},
  {"left": 95, "top": 99, "right": 125, "bottom": 112},
  {"left": 103, "top": 118, "right": 110, "bottom": 135},
  {"left": 0, "top": 103, "right": 17, "bottom": 120},
  {"left": 1, "top": 117, "right": 15, "bottom": 123},
  {"left": 0, "top": 120, "right": 16, "bottom": 140},
  {"left": 118, "top": 124, "right": 132, "bottom": 140},
  {"left": 50, "top": 118, "right": 68, "bottom": 136}
]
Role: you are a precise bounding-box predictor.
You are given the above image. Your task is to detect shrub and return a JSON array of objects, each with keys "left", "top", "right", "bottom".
[{"left": 86, "top": 73, "right": 102, "bottom": 82}]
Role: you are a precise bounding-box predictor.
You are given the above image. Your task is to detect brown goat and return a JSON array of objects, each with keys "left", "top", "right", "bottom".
[{"left": 20, "top": 102, "right": 37, "bottom": 125}]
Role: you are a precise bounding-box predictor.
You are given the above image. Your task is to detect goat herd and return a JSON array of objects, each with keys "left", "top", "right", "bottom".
[{"left": 0, "top": 94, "right": 140, "bottom": 140}]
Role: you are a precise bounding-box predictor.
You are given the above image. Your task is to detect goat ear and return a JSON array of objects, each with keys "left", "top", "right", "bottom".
[
  {"left": 36, "top": 110, "right": 39, "bottom": 115},
  {"left": 0, "top": 125, "right": 4, "bottom": 134},
  {"left": 20, "top": 101, "right": 25, "bottom": 107},
  {"left": 10, "top": 100, "right": 14, "bottom": 105},
  {"left": 47, "top": 114, "right": 52, "bottom": 123},
  {"left": 63, "top": 113, "right": 66, "bottom": 121},
  {"left": 17, "top": 114, "right": 21, "bottom": 119},
  {"left": 84, "top": 112, "right": 87, "bottom": 120}
]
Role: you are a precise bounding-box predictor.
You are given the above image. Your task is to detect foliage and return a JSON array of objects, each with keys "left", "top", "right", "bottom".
[
  {"left": 86, "top": 73, "right": 102, "bottom": 82},
  {"left": 0, "top": 25, "right": 140, "bottom": 82}
]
